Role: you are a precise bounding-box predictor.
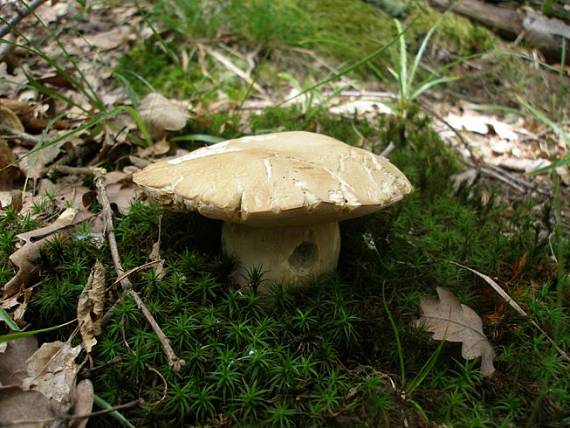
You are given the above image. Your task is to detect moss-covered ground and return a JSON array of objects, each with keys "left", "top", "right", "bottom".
[
  {"left": 1, "top": 106, "right": 567, "bottom": 427},
  {"left": 2, "top": 0, "right": 568, "bottom": 426}
]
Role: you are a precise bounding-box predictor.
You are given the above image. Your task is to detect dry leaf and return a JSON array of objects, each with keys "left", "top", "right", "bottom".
[
  {"left": 137, "top": 138, "right": 172, "bottom": 158},
  {"left": 1, "top": 289, "right": 32, "bottom": 327},
  {"left": 0, "top": 339, "right": 93, "bottom": 426},
  {"left": 3, "top": 208, "right": 94, "bottom": 298},
  {"left": 18, "top": 139, "right": 67, "bottom": 179},
  {"left": 415, "top": 287, "right": 495, "bottom": 377},
  {"left": 139, "top": 93, "right": 189, "bottom": 138},
  {"left": 73, "top": 26, "right": 132, "bottom": 51},
  {"left": 329, "top": 99, "right": 393, "bottom": 117},
  {"left": 36, "top": 2, "right": 70, "bottom": 24},
  {"left": 0, "top": 105, "right": 25, "bottom": 132},
  {"left": 71, "top": 379, "right": 95, "bottom": 428},
  {"left": 0, "top": 139, "right": 23, "bottom": 190},
  {"left": 103, "top": 171, "right": 139, "bottom": 215},
  {"left": 23, "top": 341, "right": 81, "bottom": 403},
  {"left": 451, "top": 262, "right": 570, "bottom": 363},
  {"left": 0, "top": 338, "right": 61, "bottom": 427},
  {"left": 77, "top": 260, "right": 106, "bottom": 354}
]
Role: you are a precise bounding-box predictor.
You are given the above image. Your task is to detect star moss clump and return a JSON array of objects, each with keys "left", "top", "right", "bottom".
[{"left": 13, "top": 108, "right": 569, "bottom": 427}]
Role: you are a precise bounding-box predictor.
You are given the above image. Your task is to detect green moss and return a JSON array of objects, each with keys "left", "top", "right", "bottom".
[
  {"left": 8, "top": 108, "right": 568, "bottom": 426},
  {"left": 115, "top": 0, "right": 499, "bottom": 101}
]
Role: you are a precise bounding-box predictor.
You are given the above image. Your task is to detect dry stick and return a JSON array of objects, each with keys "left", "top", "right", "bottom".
[
  {"left": 451, "top": 261, "right": 570, "bottom": 363},
  {"left": 204, "top": 45, "right": 269, "bottom": 98},
  {"left": 0, "top": 0, "right": 47, "bottom": 39},
  {"left": 479, "top": 166, "right": 526, "bottom": 193},
  {"left": 52, "top": 165, "right": 105, "bottom": 177},
  {"left": 94, "top": 173, "right": 185, "bottom": 372},
  {"left": 0, "top": 125, "right": 41, "bottom": 147}
]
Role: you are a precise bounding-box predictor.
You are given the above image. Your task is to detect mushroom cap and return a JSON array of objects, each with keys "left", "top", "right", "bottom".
[{"left": 133, "top": 131, "right": 413, "bottom": 227}]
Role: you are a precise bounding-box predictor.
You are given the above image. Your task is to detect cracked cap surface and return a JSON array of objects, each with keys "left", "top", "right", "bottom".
[{"left": 133, "top": 131, "right": 413, "bottom": 227}]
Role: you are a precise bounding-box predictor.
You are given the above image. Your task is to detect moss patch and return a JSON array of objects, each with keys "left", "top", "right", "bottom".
[{"left": 11, "top": 107, "right": 568, "bottom": 427}]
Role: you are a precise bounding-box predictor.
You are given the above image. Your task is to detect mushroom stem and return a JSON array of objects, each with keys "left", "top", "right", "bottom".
[{"left": 222, "top": 222, "right": 341, "bottom": 291}]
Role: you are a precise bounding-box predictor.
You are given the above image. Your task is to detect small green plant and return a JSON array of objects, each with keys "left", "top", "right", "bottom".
[{"left": 387, "top": 19, "right": 458, "bottom": 117}]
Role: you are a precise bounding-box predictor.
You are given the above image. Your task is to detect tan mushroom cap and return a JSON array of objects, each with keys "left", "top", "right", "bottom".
[{"left": 133, "top": 131, "right": 413, "bottom": 227}]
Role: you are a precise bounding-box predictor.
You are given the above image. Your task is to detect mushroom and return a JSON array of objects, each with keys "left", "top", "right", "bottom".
[{"left": 133, "top": 131, "right": 412, "bottom": 290}]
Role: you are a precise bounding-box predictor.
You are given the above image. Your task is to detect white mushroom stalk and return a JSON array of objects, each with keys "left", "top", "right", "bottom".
[{"left": 133, "top": 131, "right": 413, "bottom": 291}]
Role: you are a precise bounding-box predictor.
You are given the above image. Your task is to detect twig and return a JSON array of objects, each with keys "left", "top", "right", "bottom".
[
  {"left": 52, "top": 165, "right": 105, "bottom": 176},
  {"left": 94, "top": 172, "right": 185, "bottom": 372},
  {"left": 0, "top": 0, "right": 47, "bottom": 39},
  {"left": 479, "top": 166, "right": 526, "bottom": 193},
  {"left": 450, "top": 261, "right": 570, "bottom": 363},
  {"left": 110, "top": 260, "right": 161, "bottom": 287},
  {"left": 203, "top": 45, "right": 269, "bottom": 98},
  {"left": 380, "top": 142, "right": 396, "bottom": 158},
  {"left": 483, "top": 164, "right": 550, "bottom": 195},
  {"left": 146, "top": 364, "right": 168, "bottom": 405},
  {"left": 0, "top": 125, "right": 41, "bottom": 148},
  {"left": 0, "top": 399, "right": 142, "bottom": 426}
]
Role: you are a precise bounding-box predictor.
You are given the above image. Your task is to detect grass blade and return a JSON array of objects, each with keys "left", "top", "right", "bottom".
[
  {"left": 394, "top": 19, "right": 407, "bottom": 99},
  {"left": 0, "top": 319, "right": 76, "bottom": 343},
  {"left": 382, "top": 281, "right": 406, "bottom": 386},
  {"left": 93, "top": 395, "right": 136, "bottom": 428},
  {"left": 410, "top": 76, "right": 458, "bottom": 101},
  {"left": 171, "top": 134, "right": 225, "bottom": 144},
  {"left": 278, "top": 19, "right": 413, "bottom": 107},
  {"left": 408, "top": 25, "right": 437, "bottom": 90},
  {"left": 0, "top": 308, "right": 21, "bottom": 331}
]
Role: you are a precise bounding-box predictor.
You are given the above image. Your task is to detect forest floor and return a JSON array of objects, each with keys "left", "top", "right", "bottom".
[{"left": 0, "top": 1, "right": 569, "bottom": 427}]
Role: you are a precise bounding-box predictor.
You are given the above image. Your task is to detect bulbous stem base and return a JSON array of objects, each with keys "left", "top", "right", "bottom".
[{"left": 221, "top": 222, "right": 341, "bottom": 292}]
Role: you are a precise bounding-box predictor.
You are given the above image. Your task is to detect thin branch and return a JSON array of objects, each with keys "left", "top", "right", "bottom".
[
  {"left": 0, "top": 0, "right": 47, "bottom": 39},
  {"left": 94, "top": 172, "right": 185, "bottom": 372},
  {"left": 0, "top": 125, "right": 41, "bottom": 148},
  {"left": 51, "top": 165, "right": 105, "bottom": 176},
  {"left": 202, "top": 44, "right": 269, "bottom": 98}
]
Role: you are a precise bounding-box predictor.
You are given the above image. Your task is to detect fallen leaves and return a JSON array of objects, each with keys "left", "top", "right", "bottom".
[
  {"left": 24, "top": 340, "right": 82, "bottom": 403},
  {"left": 415, "top": 287, "right": 495, "bottom": 377},
  {"left": 138, "top": 93, "right": 190, "bottom": 138},
  {"left": 77, "top": 260, "right": 106, "bottom": 354},
  {"left": 433, "top": 104, "right": 568, "bottom": 185},
  {"left": 0, "top": 336, "right": 92, "bottom": 427}
]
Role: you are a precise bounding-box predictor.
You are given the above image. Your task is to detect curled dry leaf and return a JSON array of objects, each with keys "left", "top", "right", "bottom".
[
  {"left": 77, "top": 260, "right": 106, "bottom": 354},
  {"left": 415, "top": 287, "right": 495, "bottom": 377},
  {"left": 23, "top": 341, "right": 81, "bottom": 403},
  {"left": 139, "top": 92, "right": 189, "bottom": 138}
]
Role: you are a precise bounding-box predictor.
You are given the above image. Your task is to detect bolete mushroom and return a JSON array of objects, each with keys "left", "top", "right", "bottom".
[{"left": 133, "top": 131, "right": 412, "bottom": 290}]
